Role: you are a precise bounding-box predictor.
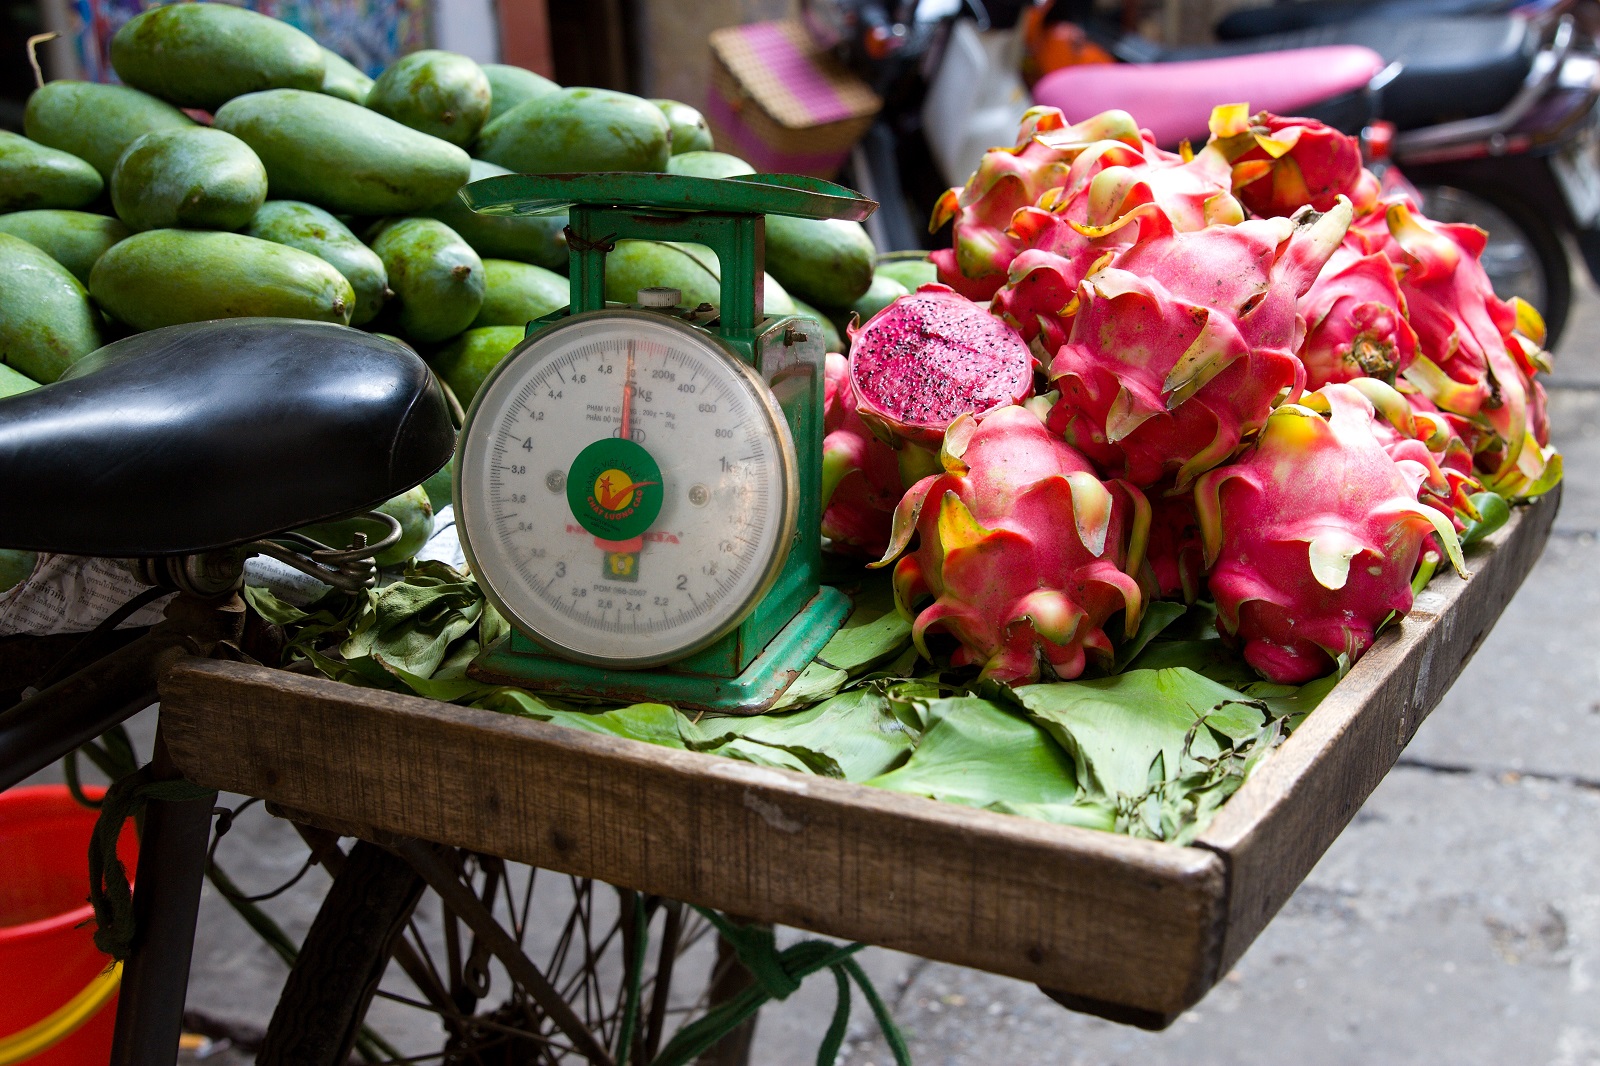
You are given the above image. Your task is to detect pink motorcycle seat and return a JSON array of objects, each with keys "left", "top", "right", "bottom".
[{"left": 1031, "top": 46, "right": 1387, "bottom": 148}]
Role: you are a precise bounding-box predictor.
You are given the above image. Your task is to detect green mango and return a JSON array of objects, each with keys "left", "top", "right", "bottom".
[
  {"left": 0, "top": 131, "right": 103, "bottom": 212},
  {"left": 0, "top": 210, "right": 130, "bottom": 286},
  {"left": 764, "top": 214, "right": 875, "bottom": 308},
  {"left": 473, "top": 259, "right": 568, "bottom": 328},
  {"left": 789, "top": 296, "right": 843, "bottom": 352},
  {"left": 420, "top": 464, "right": 454, "bottom": 513},
  {"left": 849, "top": 272, "right": 909, "bottom": 323},
  {"left": 874, "top": 252, "right": 938, "bottom": 291},
  {"left": 245, "top": 200, "right": 389, "bottom": 325},
  {"left": 319, "top": 47, "right": 373, "bottom": 104},
  {"left": 111, "top": 127, "right": 267, "bottom": 232},
  {"left": 367, "top": 50, "right": 491, "bottom": 149},
  {"left": 429, "top": 325, "right": 523, "bottom": 405},
  {"left": 370, "top": 217, "right": 485, "bottom": 344},
  {"left": 422, "top": 157, "right": 567, "bottom": 271},
  {"left": 373, "top": 332, "right": 416, "bottom": 353},
  {"left": 483, "top": 63, "right": 559, "bottom": 123},
  {"left": 477, "top": 87, "right": 671, "bottom": 174},
  {"left": 296, "top": 485, "right": 434, "bottom": 567},
  {"left": 90, "top": 229, "right": 355, "bottom": 332},
  {"left": 0, "top": 233, "right": 103, "bottom": 383},
  {"left": 24, "top": 81, "right": 194, "bottom": 179},
  {"left": 110, "top": 2, "right": 324, "bottom": 111},
  {"left": 0, "top": 549, "right": 38, "bottom": 594},
  {"left": 603, "top": 240, "right": 793, "bottom": 316},
  {"left": 214, "top": 89, "right": 471, "bottom": 216},
  {"left": 665, "top": 151, "right": 753, "bottom": 179},
  {"left": 653, "top": 99, "right": 714, "bottom": 154},
  {"left": 0, "top": 362, "right": 41, "bottom": 398}
]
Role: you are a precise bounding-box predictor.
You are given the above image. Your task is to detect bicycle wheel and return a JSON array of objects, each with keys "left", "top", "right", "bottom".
[
  {"left": 1415, "top": 181, "right": 1573, "bottom": 351},
  {"left": 258, "top": 839, "right": 739, "bottom": 1066}
]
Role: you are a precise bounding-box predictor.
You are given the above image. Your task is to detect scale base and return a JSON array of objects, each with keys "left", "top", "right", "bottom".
[{"left": 468, "top": 587, "right": 853, "bottom": 715}]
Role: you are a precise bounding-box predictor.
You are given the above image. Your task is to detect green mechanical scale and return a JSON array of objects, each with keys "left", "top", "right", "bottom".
[{"left": 453, "top": 172, "right": 876, "bottom": 712}]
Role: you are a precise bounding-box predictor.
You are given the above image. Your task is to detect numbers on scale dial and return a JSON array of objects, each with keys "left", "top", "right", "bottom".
[{"left": 471, "top": 325, "right": 783, "bottom": 655}]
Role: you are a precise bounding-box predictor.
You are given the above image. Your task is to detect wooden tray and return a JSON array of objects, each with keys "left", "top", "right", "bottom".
[{"left": 158, "top": 488, "right": 1559, "bottom": 1029}]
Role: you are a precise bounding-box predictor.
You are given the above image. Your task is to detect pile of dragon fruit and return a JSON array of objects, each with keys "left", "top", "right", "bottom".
[{"left": 822, "top": 103, "right": 1562, "bottom": 687}]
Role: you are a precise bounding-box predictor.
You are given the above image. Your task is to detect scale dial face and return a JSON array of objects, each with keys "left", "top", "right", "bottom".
[{"left": 456, "top": 310, "right": 800, "bottom": 668}]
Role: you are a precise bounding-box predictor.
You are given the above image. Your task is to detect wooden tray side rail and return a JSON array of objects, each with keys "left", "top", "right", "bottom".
[
  {"left": 157, "top": 490, "right": 1557, "bottom": 1024},
  {"left": 161, "top": 663, "right": 1226, "bottom": 1014}
]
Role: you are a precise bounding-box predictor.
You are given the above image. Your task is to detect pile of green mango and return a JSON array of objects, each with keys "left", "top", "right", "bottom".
[{"left": 0, "top": 2, "right": 928, "bottom": 567}]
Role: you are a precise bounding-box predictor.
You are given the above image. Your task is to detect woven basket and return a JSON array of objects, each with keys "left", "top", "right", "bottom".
[{"left": 706, "top": 20, "right": 882, "bottom": 179}]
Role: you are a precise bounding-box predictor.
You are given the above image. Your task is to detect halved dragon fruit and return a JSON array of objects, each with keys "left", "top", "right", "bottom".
[
  {"left": 1194, "top": 382, "right": 1466, "bottom": 684},
  {"left": 873, "top": 405, "right": 1149, "bottom": 685},
  {"left": 847, "top": 284, "right": 1034, "bottom": 449}
]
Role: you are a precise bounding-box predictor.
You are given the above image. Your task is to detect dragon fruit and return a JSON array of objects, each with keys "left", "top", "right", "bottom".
[
  {"left": 848, "top": 285, "right": 1034, "bottom": 449},
  {"left": 821, "top": 353, "right": 906, "bottom": 557},
  {"left": 1344, "top": 377, "right": 1485, "bottom": 531},
  {"left": 1365, "top": 201, "right": 1560, "bottom": 498},
  {"left": 873, "top": 405, "right": 1150, "bottom": 685},
  {"left": 929, "top": 107, "right": 1153, "bottom": 299},
  {"left": 1299, "top": 240, "right": 1418, "bottom": 389},
  {"left": 1046, "top": 198, "right": 1351, "bottom": 488},
  {"left": 1208, "top": 105, "right": 1380, "bottom": 219},
  {"left": 1194, "top": 383, "right": 1466, "bottom": 684},
  {"left": 991, "top": 139, "right": 1246, "bottom": 354}
]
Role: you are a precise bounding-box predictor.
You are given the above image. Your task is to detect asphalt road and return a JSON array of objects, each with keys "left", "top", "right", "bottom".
[{"left": 28, "top": 271, "right": 1600, "bottom": 1066}]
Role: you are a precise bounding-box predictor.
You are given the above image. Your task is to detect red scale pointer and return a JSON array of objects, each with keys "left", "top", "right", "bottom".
[{"left": 594, "top": 339, "right": 647, "bottom": 554}]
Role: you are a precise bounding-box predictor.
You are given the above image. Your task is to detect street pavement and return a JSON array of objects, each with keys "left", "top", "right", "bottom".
[{"left": 29, "top": 273, "right": 1600, "bottom": 1065}]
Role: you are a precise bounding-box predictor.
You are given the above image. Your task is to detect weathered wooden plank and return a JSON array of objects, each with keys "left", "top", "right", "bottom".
[
  {"left": 160, "top": 658, "right": 1225, "bottom": 1016},
  {"left": 1194, "top": 488, "right": 1559, "bottom": 975}
]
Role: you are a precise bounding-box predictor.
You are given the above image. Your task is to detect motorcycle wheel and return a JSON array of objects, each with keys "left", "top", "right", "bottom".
[{"left": 1413, "top": 181, "right": 1572, "bottom": 351}]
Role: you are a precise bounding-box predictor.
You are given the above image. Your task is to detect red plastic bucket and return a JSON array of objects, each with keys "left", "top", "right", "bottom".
[{"left": 0, "top": 784, "right": 138, "bottom": 1065}]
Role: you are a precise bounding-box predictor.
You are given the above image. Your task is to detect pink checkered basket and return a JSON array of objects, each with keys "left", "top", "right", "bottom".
[{"left": 706, "top": 20, "right": 882, "bottom": 179}]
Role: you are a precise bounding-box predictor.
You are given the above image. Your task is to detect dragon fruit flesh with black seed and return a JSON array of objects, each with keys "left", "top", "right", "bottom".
[
  {"left": 821, "top": 353, "right": 908, "bottom": 557},
  {"left": 873, "top": 406, "right": 1150, "bottom": 685},
  {"left": 847, "top": 284, "right": 1034, "bottom": 449},
  {"left": 1194, "top": 383, "right": 1466, "bottom": 684},
  {"left": 1045, "top": 197, "right": 1351, "bottom": 489}
]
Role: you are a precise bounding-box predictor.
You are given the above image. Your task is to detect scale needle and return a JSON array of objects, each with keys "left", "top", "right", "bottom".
[{"left": 619, "top": 339, "right": 635, "bottom": 440}]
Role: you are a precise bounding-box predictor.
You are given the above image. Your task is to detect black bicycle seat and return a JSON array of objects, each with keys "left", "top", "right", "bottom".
[
  {"left": 1163, "top": 15, "right": 1537, "bottom": 132},
  {"left": 0, "top": 318, "right": 455, "bottom": 557}
]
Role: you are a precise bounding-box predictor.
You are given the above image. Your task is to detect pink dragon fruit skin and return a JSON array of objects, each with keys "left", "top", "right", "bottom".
[
  {"left": 873, "top": 406, "right": 1150, "bottom": 685},
  {"left": 1046, "top": 199, "right": 1350, "bottom": 489},
  {"left": 821, "top": 353, "right": 906, "bottom": 557},
  {"left": 1368, "top": 201, "right": 1560, "bottom": 497},
  {"left": 1208, "top": 105, "right": 1381, "bottom": 219},
  {"left": 847, "top": 284, "right": 1034, "bottom": 449},
  {"left": 929, "top": 107, "right": 1140, "bottom": 294},
  {"left": 1299, "top": 240, "right": 1419, "bottom": 390},
  {"left": 1194, "top": 383, "right": 1465, "bottom": 684},
  {"left": 989, "top": 136, "right": 1246, "bottom": 353},
  {"left": 1346, "top": 377, "right": 1484, "bottom": 532}
]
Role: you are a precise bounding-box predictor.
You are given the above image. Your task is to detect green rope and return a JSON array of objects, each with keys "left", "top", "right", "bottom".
[
  {"left": 647, "top": 910, "right": 912, "bottom": 1066},
  {"left": 86, "top": 765, "right": 213, "bottom": 961}
]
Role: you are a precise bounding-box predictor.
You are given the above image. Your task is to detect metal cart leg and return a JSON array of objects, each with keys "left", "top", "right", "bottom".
[{"left": 109, "top": 731, "right": 217, "bottom": 1066}]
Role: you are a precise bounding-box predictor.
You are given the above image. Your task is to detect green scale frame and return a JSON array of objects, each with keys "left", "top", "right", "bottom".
[{"left": 457, "top": 172, "right": 875, "bottom": 712}]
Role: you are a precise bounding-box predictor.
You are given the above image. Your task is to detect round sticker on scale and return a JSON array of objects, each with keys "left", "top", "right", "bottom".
[{"left": 565, "top": 437, "right": 664, "bottom": 541}]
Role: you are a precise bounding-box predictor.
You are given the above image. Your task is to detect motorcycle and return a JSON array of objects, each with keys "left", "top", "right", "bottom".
[{"left": 815, "top": 0, "right": 1600, "bottom": 348}]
